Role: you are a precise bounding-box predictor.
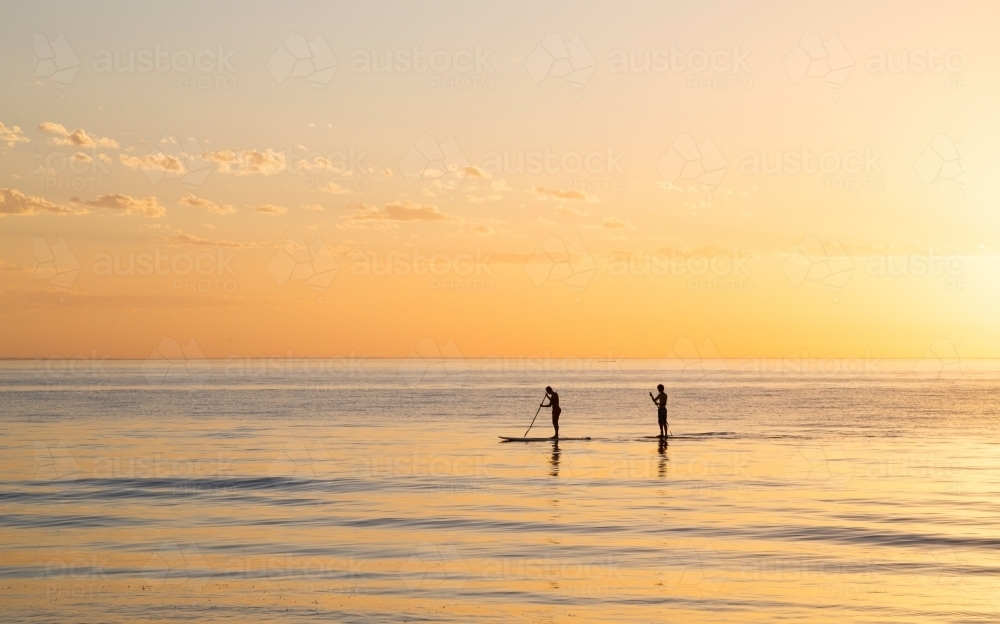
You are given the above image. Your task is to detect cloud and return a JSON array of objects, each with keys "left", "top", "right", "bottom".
[
  {"left": 159, "top": 232, "right": 255, "bottom": 248},
  {"left": 472, "top": 224, "right": 495, "bottom": 235},
  {"left": 556, "top": 205, "right": 589, "bottom": 216},
  {"left": 318, "top": 181, "right": 349, "bottom": 194},
  {"left": 0, "top": 188, "right": 86, "bottom": 216},
  {"left": 491, "top": 179, "right": 513, "bottom": 192},
  {"left": 178, "top": 194, "right": 237, "bottom": 215},
  {"left": 301, "top": 204, "right": 325, "bottom": 212},
  {"left": 0, "top": 261, "right": 30, "bottom": 272},
  {"left": 204, "top": 148, "right": 286, "bottom": 175},
  {"left": 421, "top": 188, "right": 437, "bottom": 198},
  {"left": 466, "top": 194, "right": 503, "bottom": 203},
  {"left": 382, "top": 168, "right": 394, "bottom": 177},
  {"left": 119, "top": 152, "right": 184, "bottom": 173},
  {"left": 246, "top": 203, "right": 288, "bottom": 215},
  {"left": 346, "top": 200, "right": 460, "bottom": 223},
  {"left": 70, "top": 152, "right": 91, "bottom": 163},
  {"left": 602, "top": 216, "right": 634, "bottom": 229},
  {"left": 0, "top": 123, "right": 29, "bottom": 147},
  {"left": 461, "top": 165, "right": 490, "bottom": 179},
  {"left": 38, "top": 122, "right": 118, "bottom": 148},
  {"left": 532, "top": 185, "right": 597, "bottom": 202},
  {"left": 71, "top": 193, "right": 164, "bottom": 217},
  {"left": 290, "top": 154, "right": 342, "bottom": 174}
]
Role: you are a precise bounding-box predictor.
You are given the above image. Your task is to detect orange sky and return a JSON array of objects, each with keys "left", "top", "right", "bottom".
[{"left": 2, "top": 1, "right": 999, "bottom": 359}]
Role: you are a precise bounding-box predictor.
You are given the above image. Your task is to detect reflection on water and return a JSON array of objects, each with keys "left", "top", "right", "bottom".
[
  {"left": 658, "top": 436, "right": 669, "bottom": 478},
  {"left": 2, "top": 360, "right": 1000, "bottom": 622}
]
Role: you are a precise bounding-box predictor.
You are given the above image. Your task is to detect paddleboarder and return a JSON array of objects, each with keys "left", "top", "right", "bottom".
[
  {"left": 650, "top": 384, "right": 668, "bottom": 438},
  {"left": 541, "top": 386, "right": 561, "bottom": 438}
]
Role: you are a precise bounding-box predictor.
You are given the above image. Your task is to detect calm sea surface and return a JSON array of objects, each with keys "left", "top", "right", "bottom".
[{"left": 2, "top": 358, "right": 999, "bottom": 622}]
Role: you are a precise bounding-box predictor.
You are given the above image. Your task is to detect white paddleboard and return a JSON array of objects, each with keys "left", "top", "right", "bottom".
[{"left": 499, "top": 436, "right": 592, "bottom": 442}]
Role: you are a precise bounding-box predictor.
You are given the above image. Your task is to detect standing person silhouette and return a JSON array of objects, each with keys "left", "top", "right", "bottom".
[
  {"left": 650, "top": 384, "right": 668, "bottom": 438},
  {"left": 541, "top": 386, "right": 561, "bottom": 438}
]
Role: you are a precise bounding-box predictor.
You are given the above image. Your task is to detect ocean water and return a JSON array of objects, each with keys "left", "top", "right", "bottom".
[{"left": 2, "top": 358, "right": 1000, "bottom": 622}]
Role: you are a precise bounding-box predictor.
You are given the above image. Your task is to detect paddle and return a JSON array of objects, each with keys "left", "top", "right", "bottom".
[{"left": 523, "top": 394, "right": 546, "bottom": 437}]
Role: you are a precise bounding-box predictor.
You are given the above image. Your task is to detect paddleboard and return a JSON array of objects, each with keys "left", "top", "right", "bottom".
[
  {"left": 639, "top": 431, "right": 736, "bottom": 440},
  {"left": 499, "top": 436, "right": 592, "bottom": 442}
]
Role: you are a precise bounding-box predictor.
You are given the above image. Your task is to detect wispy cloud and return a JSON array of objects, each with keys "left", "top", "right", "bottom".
[
  {"left": 0, "top": 261, "right": 30, "bottom": 272},
  {"left": 462, "top": 165, "right": 490, "bottom": 178},
  {"left": 204, "top": 148, "right": 285, "bottom": 175},
  {"left": 466, "top": 194, "right": 503, "bottom": 203},
  {"left": 119, "top": 152, "right": 183, "bottom": 172},
  {"left": 71, "top": 193, "right": 164, "bottom": 217},
  {"left": 0, "top": 123, "right": 29, "bottom": 148},
  {"left": 532, "top": 186, "right": 598, "bottom": 202},
  {"left": 0, "top": 188, "right": 86, "bottom": 216},
  {"left": 601, "top": 216, "right": 634, "bottom": 229},
  {"left": 345, "top": 200, "right": 460, "bottom": 222},
  {"left": 38, "top": 122, "right": 118, "bottom": 148},
  {"left": 178, "top": 194, "right": 237, "bottom": 215},
  {"left": 159, "top": 232, "right": 257, "bottom": 248},
  {"left": 246, "top": 203, "right": 288, "bottom": 215},
  {"left": 556, "top": 205, "right": 589, "bottom": 217}
]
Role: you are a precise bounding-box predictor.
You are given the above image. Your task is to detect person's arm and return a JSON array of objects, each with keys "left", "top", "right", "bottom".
[
  {"left": 540, "top": 397, "right": 550, "bottom": 407},
  {"left": 649, "top": 392, "right": 656, "bottom": 404}
]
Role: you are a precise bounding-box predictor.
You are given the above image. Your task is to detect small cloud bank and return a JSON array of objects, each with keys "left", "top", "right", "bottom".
[
  {"left": 345, "top": 200, "right": 460, "bottom": 223},
  {"left": 532, "top": 186, "right": 598, "bottom": 202},
  {"left": 178, "top": 194, "right": 237, "bottom": 215},
  {"left": 0, "top": 188, "right": 86, "bottom": 216},
  {"left": 38, "top": 122, "right": 118, "bottom": 148},
  {"left": 71, "top": 193, "right": 164, "bottom": 217}
]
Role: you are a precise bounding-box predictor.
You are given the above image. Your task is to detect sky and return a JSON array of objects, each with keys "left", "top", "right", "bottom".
[{"left": 1, "top": 0, "right": 999, "bottom": 361}]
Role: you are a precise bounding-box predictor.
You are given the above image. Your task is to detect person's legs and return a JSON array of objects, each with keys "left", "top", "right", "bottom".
[{"left": 552, "top": 408, "right": 560, "bottom": 438}]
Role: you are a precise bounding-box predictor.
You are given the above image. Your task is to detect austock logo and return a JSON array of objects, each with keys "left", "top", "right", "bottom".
[
  {"left": 525, "top": 236, "right": 596, "bottom": 292},
  {"left": 782, "top": 237, "right": 854, "bottom": 302},
  {"left": 399, "top": 337, "right": 469, "bottom": 386},
  {"left": 398, "top": 134, "right": 470, "bottom": 188},
  {"left": 657, "top": 134, "right": 728, "bottom": 188},
  {"left": 783, "top": 33, "right": 854, "bottom": 90},
  {"left": 402, "top": 542, "right": 470, "bottom": 590},
  {"left": 33, "top": 441, "right": 81, "bottom": 483},
  {"left": 267, "top": 236, "right": 338, "bottom": 290},
  {"left": 142, "top": 542, "right": 210, "bottom": 589},
  {"left": 915, "top": 337, "right": 963, "bottom": 381},
  {"left": 33, "top": 33, "right": 80, "bottom": 96},
  {"left": 914, "top": 135, "right": 963, "bottom": 187},
  {"left": 657, "top": 338, "right": 726, "bottom": 382},
  {"left": 268, "top": 33, "right": 338, "bottom": 96},
  {"left": 128, "top": 135, "right": 214, "bottom": 190},
  {"left": 34, "top": 236, "right": 81, "bottom": 289},
  {"left": 141, "top": 337, "right": 211, "bottom": 385},
  {"left": 525, "top": 33, "right": 597, "bottom": 88},
  {"left": 782, "top": 443, "right": 854, "bottom": 490},
  {"left": 267, "top": 440, "right": 335, "bottom": 479}
]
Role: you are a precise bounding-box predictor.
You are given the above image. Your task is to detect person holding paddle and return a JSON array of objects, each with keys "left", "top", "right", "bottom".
[
  {"left": 541, "top": 386, "right": 561, "bottom": 438},
  {"left": 650, "top": 384, "right": 668, "bottom": 438}
]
